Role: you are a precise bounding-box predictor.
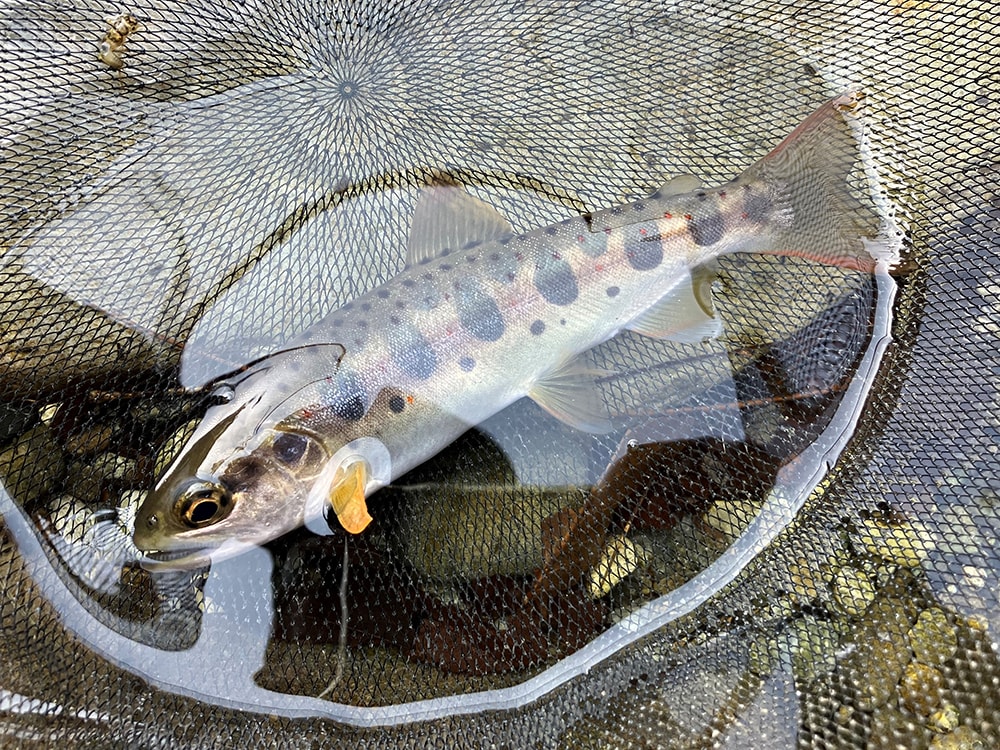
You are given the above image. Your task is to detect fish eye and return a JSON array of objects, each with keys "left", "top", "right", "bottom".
[
  {"left": 272, "top": 431, "right": 308, "bottom": 464},
  {"left": 175, "top": 481, "right": 233, "bottom": 529}
]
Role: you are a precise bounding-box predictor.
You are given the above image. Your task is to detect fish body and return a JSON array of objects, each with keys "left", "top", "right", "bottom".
[{"left": 134, "top": 94, "right": 881, "bottom": 567}]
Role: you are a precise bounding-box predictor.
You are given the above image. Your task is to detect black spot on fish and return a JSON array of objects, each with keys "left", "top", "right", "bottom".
[
  {"left": 395, "top": 301, "right": 406, "bottom": 310},
  {"left": 466, "top": 254, "right": 477, "bottom": 263},
  {"left": 388, "top": 395, "right": 406, "bottom": 413},
  {"left": 455, "top": 278, "right": 505, "bottom": 341},
  {"left": 530, "top": 320, "right": 545, "bottom": 335},
  {"left": 422, "top": 273, "right": 433, "bottom": 281},
  {"left": 323, "top": 370, "right": 367, "bottom": 421},
  {"left": 361, "top": 303, "right": 372, "bottom": 312},
  {"left": 489, "top": 253, "right": 500, "bottom": 262},
  {"left": 687, "top": 211, "right": 726, "bottom": 246},
  {"left": 390, "top": 324, "right": 437, "bottom": 380},
  {"left": 633, "top": 202, "right": 646, "bottom": 212},
  {"left": 377, "top": 289, "right": 390, "bottom": 299},
  {"left": 342, "top": 302, "right": 354, "bottom": 311},
  {"left": 402, "top": 278, "right": 416, "bottom": 288},
  {"left": 357, "top": 320, "right": 368, "bottom": 329},
  {"left": 390, "top": 315, "right": 401, "bottom": 325},
  {"left": 545, "top": 226, "right": 558, "bottom": 236},
  {"left": 332, "top": 318, "right": 344, "bottom": 327},
  {"left": 461, "top": 240, "right": 481, "bottom": 250},
  {"left": 440, "top": 264, "right": 453, "bottom": 271},
  {"left": 696, "top": 192, "right": 707, "bottom": 201},
  {"left": 459, "top": 356, "right": 475, "bottom": 371},
  {"left": 606, "top": 286, "right": 620, "bottom": 297},
  {"left": 534, "top": 256, "right": 578, "bottom": 305},
  {"left": 626, "top": 243, "right": 663, "bottom": 271},
  {"left": 743, "top": 188, "right": 773, "bottom": 224}
]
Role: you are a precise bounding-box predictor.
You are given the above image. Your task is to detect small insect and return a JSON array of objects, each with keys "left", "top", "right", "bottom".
[{"left": 98, "top": 13, "right": 140, "bottom": 71}]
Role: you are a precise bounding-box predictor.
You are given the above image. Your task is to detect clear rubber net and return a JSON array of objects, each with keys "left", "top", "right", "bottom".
[{"left": 0, "top": 0, "right": 997, "bottom": 746}]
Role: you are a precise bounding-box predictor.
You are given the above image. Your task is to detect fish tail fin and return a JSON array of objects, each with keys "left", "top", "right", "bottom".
[{"left": 738, "top": 92, "right": 891, "bottom": 272}]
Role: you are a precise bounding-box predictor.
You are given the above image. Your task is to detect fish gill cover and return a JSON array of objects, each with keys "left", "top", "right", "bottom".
[{"left": 0, "top": 0, "right": 997, "bottom": 747}]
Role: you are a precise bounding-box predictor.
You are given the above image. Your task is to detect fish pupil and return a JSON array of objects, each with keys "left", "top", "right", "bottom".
[
  {"left": 273, "top": 432, "right": 308, "bottom": 464},
  {"left": 177, "top": 482, "right": 232, "bottom": 528}
]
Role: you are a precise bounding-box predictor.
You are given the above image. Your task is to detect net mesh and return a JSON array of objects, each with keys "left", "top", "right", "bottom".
[{"left": 1, "top": 0, "right": 997, "bottom": 746}]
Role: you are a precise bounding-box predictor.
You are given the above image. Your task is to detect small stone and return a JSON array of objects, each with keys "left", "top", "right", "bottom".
[
  {"left": 855, "top": 516, "right": 932, "bottom": 568},
  {"left": 702, "top": 498, "right": 758, "bottom": 541},
  {"left": 909, "top": 608, "right": 958, "bottom": 666},
  {"left": 928, "top": 703, "right": 960, "bottom": 734},
  {"left": 39, "top": 403, "right": 61, "bottom": 426},
  {"left": 929, "top": 725, "right": 986, "bottom": 750},
  {"left": 89, "top": 453, "right": 138, "bottom": 482},
  {"left": 787, "top": 557, "right": 822, "bottom": 603},
  {"left": 47, "top": 495, "right": 95, "bottom": 543},
  {"left": 832, "top": 566, "right": 876, "bottom": 616},
  {"left": 0, "top": 424, "right": 65, "bottom": 505},
  {"left": 154, "top": 419, "right": 200, "bottom": 477},
  {"left": 64, "top": 424, "right": 115, "bottom": 456},
  {"left": 789, "top": 616, "right": 840, "bottom": 684},
  {"left": 899, "top": 662, "right": 943, "bottom": 716},
  {"left": 588, "top": 535, "right": 650, "bottom": 599}
]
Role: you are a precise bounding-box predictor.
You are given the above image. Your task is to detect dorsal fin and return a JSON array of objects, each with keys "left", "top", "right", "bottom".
[{"left": 406, "top": 187, "right": 515, "bottom": 266}]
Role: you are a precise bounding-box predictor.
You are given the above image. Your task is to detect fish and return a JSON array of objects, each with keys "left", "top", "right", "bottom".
[{"left": 133, "top": 93, "right": 886, "bottom": 568}]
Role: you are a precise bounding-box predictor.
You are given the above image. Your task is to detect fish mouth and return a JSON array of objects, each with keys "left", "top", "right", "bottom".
[
  {"left": 136, "top": 537, "right": 258, "bottom": 571},
  {"left": 137, "top": 547, "right": 212, "bottom": 572}
]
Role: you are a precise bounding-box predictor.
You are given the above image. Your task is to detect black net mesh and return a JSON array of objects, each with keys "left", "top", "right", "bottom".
[{"left": 1, "top": 0, "right": 997, "bottom": 746}]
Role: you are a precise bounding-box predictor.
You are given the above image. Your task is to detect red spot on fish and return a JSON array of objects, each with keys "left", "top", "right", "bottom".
[
  {"left": 577, "top": 235, "right": 585, "bottom": 242},
  {"left": 406, "top": 395, "right": 414, "bottom": 404},
  {"left": 663, "top": 212, "right": 672, "bottom": 219},
  {"left": 595, "top": 263, "right": 604, "bottom": 272},
  {"left": 741, "top": 212, "right": 749, "bottom": 219},
  {"left": 684, "top": 214, "right": 692, "bottom": 221},
  {"left": 603, "top": 227, "right": 611, "bottom": 234},
  {"left": 719, "top": 190, "right": 727, "bottom": 198},
  {"left": 514, "top": 252, "right": 524, "bottom": 262},
  {"left": 301, "top": 408, "right": 314, "bottom": 420},
  {"left": 551, "top": 252, "right": 562, "bottom": 260},
  {"left": 639, "top": 228, "right": 647, "bottom": 236}
]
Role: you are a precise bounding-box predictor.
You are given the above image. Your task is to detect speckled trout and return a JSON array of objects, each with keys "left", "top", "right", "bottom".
[{"left": 134, "top": 94, "right": 883, "bottom": 567}]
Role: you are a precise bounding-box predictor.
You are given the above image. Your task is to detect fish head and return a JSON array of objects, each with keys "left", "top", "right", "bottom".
[{"left": 133, "top": 366, "right": 404, "bottom": 569}]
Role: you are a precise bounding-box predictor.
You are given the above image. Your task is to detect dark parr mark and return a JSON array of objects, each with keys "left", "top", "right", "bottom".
[
  {"left": 388, "top": 395, "right": 406, "bottom": 413},
  {"left": 530, "top": 320, "right": 545, "bottom": 336},
  {"left": 626, "top": 242, "right": 663, "bottom": 271},
  {"left": 389, "top": 324, "right": 437, "bottom": 380},
  {"left": 534, "top": 256, "right": 578, "bottom": 305},
  {"left": 323, "top": 370, "right": 367, "bottom": 421},
  {"left": 687, "top": 211, "right": 726, "bottom": 246},
  {"left": 459, "top": 356, "right": 475, "bottom": 371},
  {"left": 455, "top": 278, "right": 505, "bottom": 341},
  {"left": 377, "top": 289, "right": 390, "bottom": 299},
  {"left": 606, "top": 286, "right": 620, "bottom": 297},
  {"left": 743, "top": 188, "right": 773, "bottom": 224}
]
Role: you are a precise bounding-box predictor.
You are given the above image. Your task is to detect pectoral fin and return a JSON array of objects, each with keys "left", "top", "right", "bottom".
[{"left": 329, "top": 461, "right": 373, "bottom": 534}]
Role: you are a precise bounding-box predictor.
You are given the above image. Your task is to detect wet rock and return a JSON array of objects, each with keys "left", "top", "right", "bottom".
[
  {"left": 153, "top": 419, "right": 199, "bottom": 478},
  {"left": 845, "top": 598, "right": 914, "bottom": 711},
  {"left": 899, "top": 662, "right": 944, "bottom": 716},
  {"left": 0, "top": 424, "right": 65, "bottom": 505},
  {"left": 831, "top": 566, "right": 876, "bottom": 617},
  {"left": 909, "top": 608, "right": 958, "bottom": 666},
  {"left": 64, "top": 424, "right": 115, "bottom": 456},
  {"left": 401, "top": 484, "right": 585, "bottom": 580},
  {"left": 702, "top": 498, "right": 760, "bottom": 541},
  {"left": 929, "top": 726, "right": 986, "bottom": 750},
  {"left": 0, "top": 402, "right": 35, "bottom": 443},
  {"left": 587, "top": 534, "right": 650, "bottom": 599},
  {"left": 928, "top": 702, "right": 961, "bottom": 734},
  {"left": 854, "top": 516, "right": 932, "bottom": 568},
  {"left": 789, "top": 616, "right": 842, "bottom": 684},
  {"left": 869, "top": 703, "right": 932, "bottom": 750}
]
